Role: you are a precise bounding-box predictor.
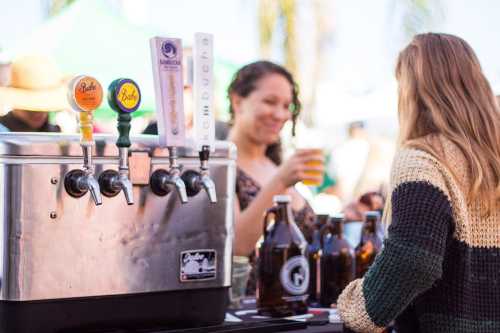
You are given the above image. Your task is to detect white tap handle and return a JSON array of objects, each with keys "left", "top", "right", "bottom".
[
  {"left": 150, "top": 37, "right": 186, "bottom": 148},
  {"left": 193, "top": 32, "right": 215, "bottom": 152}
]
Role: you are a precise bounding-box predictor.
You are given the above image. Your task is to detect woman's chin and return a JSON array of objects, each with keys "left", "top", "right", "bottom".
[
  {"left": 251, "top": 131, "right": 281, "bottom": 146},
  {"left": 262, "top": 135, "right": 281, "bottom": 145}
]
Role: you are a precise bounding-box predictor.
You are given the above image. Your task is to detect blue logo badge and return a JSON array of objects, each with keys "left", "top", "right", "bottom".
[{"left": 161, "top": 41, "right": 177, "bottom": 59}]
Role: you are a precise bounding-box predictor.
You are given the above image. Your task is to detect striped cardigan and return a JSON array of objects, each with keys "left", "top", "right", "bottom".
[{"left": 338, "top": 135, "right": 500, "bottom": 332}]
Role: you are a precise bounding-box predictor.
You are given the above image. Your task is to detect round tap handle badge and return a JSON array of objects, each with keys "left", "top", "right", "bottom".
[
  {"left": 108, "top": 78, "right": 141, "bottom": 113},
  {"left": 68, "top": 75, "right": 103, "bottom": 113}
]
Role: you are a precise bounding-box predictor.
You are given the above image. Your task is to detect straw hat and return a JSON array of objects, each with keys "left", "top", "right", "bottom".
[{"left": 0, "top": 55, "right": 71, "bottom": 113}]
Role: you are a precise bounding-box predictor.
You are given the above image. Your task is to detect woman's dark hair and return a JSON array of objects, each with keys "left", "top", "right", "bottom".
[{"left": 227, "top": 60, "right": 302, "bottom": 165}]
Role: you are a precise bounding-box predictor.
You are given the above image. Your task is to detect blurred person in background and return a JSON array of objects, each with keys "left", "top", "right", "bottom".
[
  {"left": 326, "top": 121, "right": 369, "bottom": 202},
  {"left": 0, "top": 55, "right": 67, "bottom": 132},
  {"left": 327, "top": 121, "right": 394, "bottom": 206},
  {"left": 343, "top": 191, "right": 385, "bottom": 222},
  {"left": 338, "top": 33, "right": 500, "bottom": 332},
  {"left": 228, "top": 61, "right": 324, "bottom": 295}
]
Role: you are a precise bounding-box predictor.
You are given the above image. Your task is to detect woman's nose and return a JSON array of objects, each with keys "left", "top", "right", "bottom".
[{"left": 273, "top": 107, "right": 291, "bottom": 121}]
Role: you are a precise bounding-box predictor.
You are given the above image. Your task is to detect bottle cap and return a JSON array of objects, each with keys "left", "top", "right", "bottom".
[
  {"left": 273, "top": 195, "right": 291, "bottom": 203},
  {"left": 316, "top": 214, "right": 329, "bottom": 223},
  {"left": 365, "top": 211, "right": 381, "bottom": 220},
  {"left": 329, "top": 213, "right": 345, "bottom": 223},
  {"left": 68, "top": 75, "right": 103, "bottom": 112}
]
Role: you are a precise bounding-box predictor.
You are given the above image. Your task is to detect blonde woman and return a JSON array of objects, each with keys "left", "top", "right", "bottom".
[{"left": 338, "top": 33, "right": 500, "bottom": 332}]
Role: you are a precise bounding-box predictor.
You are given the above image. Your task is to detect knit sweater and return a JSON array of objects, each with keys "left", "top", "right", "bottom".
[{"left": 337, "top": 135, "right": 500, "bottom": 333}]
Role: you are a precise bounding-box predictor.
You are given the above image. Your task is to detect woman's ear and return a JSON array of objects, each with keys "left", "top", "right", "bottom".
[{"left": 230, "top": 93, "right": 243, "bottom": 114}]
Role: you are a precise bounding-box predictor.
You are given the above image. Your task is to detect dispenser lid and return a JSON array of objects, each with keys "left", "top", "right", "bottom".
[
  {"left": 273, "top": 195, "right": 291, "bottom": 203},
  {"left": 0, "top": 133, "right": 236, "bottom": 159}
]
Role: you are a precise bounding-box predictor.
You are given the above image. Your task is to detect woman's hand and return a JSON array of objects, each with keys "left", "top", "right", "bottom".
[{"left": 274, "top": 149, "right": 325, "bottom": 188}]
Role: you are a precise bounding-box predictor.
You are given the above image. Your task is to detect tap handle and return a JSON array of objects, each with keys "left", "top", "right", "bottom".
[
  {"left": 79, "top": 111, "right": 94, "bottom": 145},
  {"left": 116, "top": 112, "right": 132, "bottom": 148},
  {"left": 68, "top": 75, "right": 103, "bottom": 146},
  {"left": 199, "top": 145, "right": 210, "bottom": 162},
  {"left": 108, "top": 78, "right": 141, "bottom": 148}
]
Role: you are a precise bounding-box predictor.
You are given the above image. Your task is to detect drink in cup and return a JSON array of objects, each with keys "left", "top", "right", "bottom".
[{"left": 298, "top": 148, "right": 324, "bottom": 187}]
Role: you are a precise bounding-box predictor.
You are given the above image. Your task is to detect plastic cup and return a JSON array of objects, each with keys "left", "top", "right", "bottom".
[
  {"left": 298, "top": 148, "right": 324, "bottom": 187},
  {"left": 229, "top": 256, "right": 251, "bottom": 309}
]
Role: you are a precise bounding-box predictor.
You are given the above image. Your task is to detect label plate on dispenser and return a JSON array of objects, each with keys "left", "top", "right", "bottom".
[{"left": 180, "top": 249, "right": 217, "bottom": 282}]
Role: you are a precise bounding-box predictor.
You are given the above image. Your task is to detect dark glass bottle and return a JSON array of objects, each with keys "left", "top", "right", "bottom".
[
  {"left": 319, "top": 214, "right": 355, "bottom": 306},
  {"left": 355, "top": 211, "right": 383, "bottom": 279},
  {"left": 307, "top": 214, "right": 329, "bottom": 305},
  {"left": 257, "top": 195, "right": 309, "bottom": 317}
]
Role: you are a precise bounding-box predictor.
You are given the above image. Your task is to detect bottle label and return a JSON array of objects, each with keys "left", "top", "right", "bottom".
[
  {"left": 280, "top": 256, "right": 309, "bottom": 295},
  {"left": 179, "top": 249, "right": 217, "bottom": 282}
]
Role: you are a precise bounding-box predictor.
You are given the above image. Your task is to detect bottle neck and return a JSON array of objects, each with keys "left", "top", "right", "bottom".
[
  {"left": 330, "top": 220, "right": 343, "bottom": 237},
  {"left": 363, "top": 218, "right": 377, "bottom": 234},
  {"left": 276, "top": 202, "right": 293, "bottom": 224}
]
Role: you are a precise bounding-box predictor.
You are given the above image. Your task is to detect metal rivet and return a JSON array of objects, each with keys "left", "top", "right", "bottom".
[
  {"left": 50, "top": 212, "right": 57, "bottom": 219},
  {"left": 50, "top": 177, "right": 58, "bottom": 185}
]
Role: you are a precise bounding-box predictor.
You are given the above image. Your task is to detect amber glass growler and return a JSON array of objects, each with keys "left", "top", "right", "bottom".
[
  {"left": 307, "top": 214, "right": 328, "bottom": 305},
  {"left": 319, "top": 214, "right": 355, "bottom": 306},
  {"left": 256, "top": 195, "right": 309, "bottom": 317},
  {"left": 355, "top": 211, "right": 383, "bottom": 278}
]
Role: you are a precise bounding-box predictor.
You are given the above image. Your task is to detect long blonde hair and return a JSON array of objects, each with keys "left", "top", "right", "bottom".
[{"left": 396, "top": 33, "right": 500, "bottom": 213}]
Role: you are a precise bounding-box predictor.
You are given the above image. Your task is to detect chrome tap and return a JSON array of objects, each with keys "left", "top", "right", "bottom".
[
  {"left": 98, "top": 78, "right": 141, "bottom": 205},
  {"left": 64, "top": 75, "right": 103, "bottom": 206},
  {"left": 150, "top": 146, "right": 188, "bottom": 204},
  {"left": 81, "top": 144, "right": 102, "bottom": 205},
  {"left": 181, "top": 145, "right": 217, "bottom": 203},
  {"left": 98, "top": 148, "right": 134, "bottom": 205}
]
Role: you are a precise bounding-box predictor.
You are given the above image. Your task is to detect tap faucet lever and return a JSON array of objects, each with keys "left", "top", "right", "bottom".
[
  {"left": 119, "top": 174, "right": 134, "bottom": 205},
  {"left": 168, "top": 146, "right": 188, "bottom": 203},
  {"left": 149, "top": 146, "right": 189, "bottom": 204},
  {"left": 200, "top": 174, "right": 217, "bottom": 203},
  {"left": 99, "top": 78, "right": 141, "bottom": 204},
  {"left": 171, "top": 172, "right": 188, "bottom": 204},
  {"left": 150, "top": 168, "right": 188, "bottom": 204},
  {"left": 180, "top": 145, "right": 217, "bottom": 203},
  {"left": 85, "top": 173, "right": 103, "bottom": 206}
]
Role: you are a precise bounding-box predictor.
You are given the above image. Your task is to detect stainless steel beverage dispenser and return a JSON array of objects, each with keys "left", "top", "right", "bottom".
[
  {"left": 0, "top": 34, "right": 235, "bottom": 333},
  {"left": 0, "top": 133, "right": 236, "bottom": 332}
]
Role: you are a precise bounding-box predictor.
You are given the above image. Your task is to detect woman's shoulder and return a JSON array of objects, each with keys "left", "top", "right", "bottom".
[{"left": 390, "top": 139, "right": 450, "bottom": 197}]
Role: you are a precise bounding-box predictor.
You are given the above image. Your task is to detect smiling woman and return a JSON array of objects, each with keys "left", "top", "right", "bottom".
[{"left": 227, "top": 61, "right": 325, "bottom": 296}]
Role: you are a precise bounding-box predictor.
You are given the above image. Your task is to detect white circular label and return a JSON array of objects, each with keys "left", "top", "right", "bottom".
[{"left": 279, "top": 255, "right": 310, "bottom": 295}]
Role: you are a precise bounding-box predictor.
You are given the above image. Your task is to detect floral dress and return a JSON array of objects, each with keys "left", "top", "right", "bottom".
[{"left": 235, "top": 168, "right": 316, "bottom": 295}]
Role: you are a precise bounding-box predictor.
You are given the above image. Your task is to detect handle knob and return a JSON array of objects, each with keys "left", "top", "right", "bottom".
[
  {"left": 108, "top": 78, "right": 141, "bottom": 148},
  {"left": 67, "top": 75, "right": 103, "bottom": 145},
  {"left": 181, "top": 170, "right": 202, "bottom": 197}
]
